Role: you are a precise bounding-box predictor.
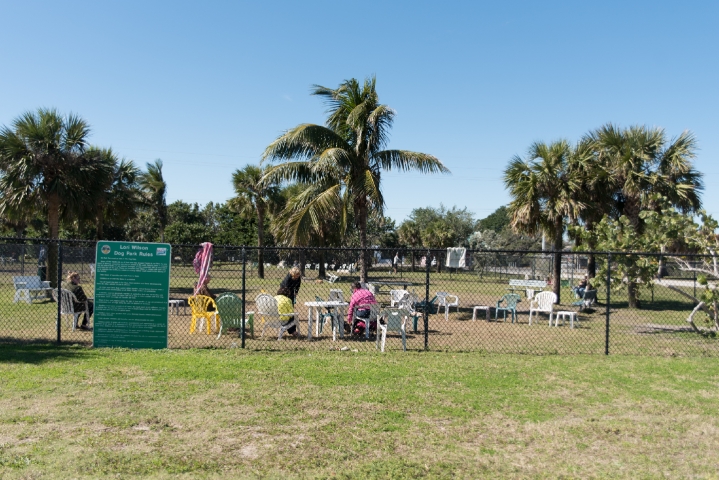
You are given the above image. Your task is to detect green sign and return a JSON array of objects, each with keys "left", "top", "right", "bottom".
[{"left": 93, "top": 241, "right": 171, "bottom": 349}]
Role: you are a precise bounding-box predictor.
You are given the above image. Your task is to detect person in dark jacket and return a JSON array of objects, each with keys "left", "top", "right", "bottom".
[
  {"left": 280, "top": 266, "right": 302, "bottom": 304},
  {"left": 62, "top": 271, "right": 93, "bottom": 330}
]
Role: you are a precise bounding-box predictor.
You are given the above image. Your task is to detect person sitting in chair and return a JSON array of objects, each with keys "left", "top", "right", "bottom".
[
  {"left": 63, "top": 271, "right": 93, "bottom": 331},
  {"left": 573, "top": 276, "right": 588, "bottom": 298},
  {"left": 275, "top": 287, "right": 298, "bottom": 336},
  {"left": 347, "top": 281, "right": 378, "bottom": 335}
]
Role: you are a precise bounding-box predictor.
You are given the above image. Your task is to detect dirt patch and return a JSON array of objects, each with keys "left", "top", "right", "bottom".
[{"left": 636, "top": 323, "right": 695, "bottom": 334}]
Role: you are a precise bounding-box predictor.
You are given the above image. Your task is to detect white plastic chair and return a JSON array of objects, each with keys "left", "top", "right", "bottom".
[
  {"left": 352, "top": 303, "right": 381, "bottom": 339},
  {"left": 398, "top": 293, "right": 422, "bottom": 333},
  {"left": 436, "top": 292, "right": 459, "bottom": 320},
  {"left": 328, "top": 289, "right": 344, "bottom": 302},
  {"left": 528, "top": 291, "right": 557, "bottom": 325},
  {"left": 389, "top": 289, "right": 409, "bottom": 307},
  {"left": 377, "top": 307, "right": 407, "bottom": 352},
  {"left": 255, "top": 294, "right": 297, "bottom": 340},
  {"left": 51, "top": 288, "right": 88, "bottom": 331}
]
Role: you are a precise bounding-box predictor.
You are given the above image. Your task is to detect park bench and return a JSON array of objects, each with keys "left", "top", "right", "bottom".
[
  {"left": 13, "top": 275, "right": 52, "bottom": 304},
  {"left": 508, "top": 279, "right": 547, "bottom": 299}
]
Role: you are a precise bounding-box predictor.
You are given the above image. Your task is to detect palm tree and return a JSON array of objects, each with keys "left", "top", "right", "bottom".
[
  {"left": 231, "top": 164, "right": 281, "bottom": 279},
  {"left": 271, "top": 179, "right": 345, "bottom": 279},
  {"left": 262, "top": 76, "right": 449, "bottom": 282},
  {"left": 397, "top": 220, "right": 422, "bottom": 271},
  {"left": 504, "top": 140, "right": 586, "bottom": 303},
  {"left": 83, "top": 147, "right": 141, "bottom": 240},
  {"left": 138, "top": 159, "right": 168, "bottom": 242},
  {"left": 0, "top": 108, "right": 95, "bottom": 286},
  {"left": 591, "top": 124, "right": 703, "bottom": 307}
]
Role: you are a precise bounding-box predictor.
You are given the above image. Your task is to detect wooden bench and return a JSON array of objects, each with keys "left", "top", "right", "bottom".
[
  {"left": 508, "top": 279, "right": 547, "bottom": 299},
  {"left": 13, "top": 275, "right": 52, "bottom": 304}
]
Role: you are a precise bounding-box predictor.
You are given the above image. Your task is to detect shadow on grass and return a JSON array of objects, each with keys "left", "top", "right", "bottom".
[
  {"left": 606, "top": 298, "right": 695, "bottom": 312},
  {"left": 640, "top": 298, "right": 697, "bottom": 312},
  {"left": 0, "top": 343, "right": 90, "bottom": 364}
]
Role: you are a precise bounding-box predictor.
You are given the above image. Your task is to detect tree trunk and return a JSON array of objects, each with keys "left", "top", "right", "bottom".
[
  {"left": 585, "top": 219, "right": 596, "bottom": 279},
  {"left": 318, "top": 250, "right": 326, "bottom": 279},
  {"left": 358, "top": 201, "right": 368, "bottom": 282},
  {"left": 587, "top": 254, "right": 596, "bottom": 280},
  {"left": 257, "top": 206, "right": 265, "bottom": 279},
  {"left": 411, "top": 251, "right": 416, "bottom": 272},
  {"left": 623, "top": 194, "right": 642, "bottom": 231},
  {"left": 627, "top": 275, "right": 639, "bottom": 309},
  {"left": 96, "top": 209, "right": 104, "bottom": 241},
  {"left": 299, "top": 249, "right": 306, "bottom": 277},
  {"left": 553, "top": 223, "right": 563, "bottom": 304},
  {"left": 47, "top": 192, "right": 60, "bottom": 288},
  {"left": 657, "top": 245, "right": 667, "bottom": 278},
  {"left": 436, "top": 253, "right": 442, "bottom": 273}
]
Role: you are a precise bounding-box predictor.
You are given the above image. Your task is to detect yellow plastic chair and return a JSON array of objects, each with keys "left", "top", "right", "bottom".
[{"left": 188, "top": 295, "right": 220, "bottom": 334}]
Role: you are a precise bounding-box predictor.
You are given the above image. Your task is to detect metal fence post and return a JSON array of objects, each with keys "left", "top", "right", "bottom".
[
  {"left": 241, "top": 247, "right": 246, "bottom": 349},
  {"left": 424, "top": 249, "right": 430, "bottom": 351},
  {"left": 56, "top": 240, "right": 63, "bottom": 344},
  {"left": 605, "top": 253, "right": 611, "bottom": 356}
]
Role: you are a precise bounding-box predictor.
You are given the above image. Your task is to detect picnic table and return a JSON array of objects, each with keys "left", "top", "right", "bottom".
[
  {"left": 369, "top": 280, "right": 416, "bottom": 294},
  {"left": 508, "top": 279, "right": 547, "bottom": 298}
]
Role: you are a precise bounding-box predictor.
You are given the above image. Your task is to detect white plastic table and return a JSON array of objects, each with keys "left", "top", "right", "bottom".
[
  {"left": 472, "top": 305, "right": 491, "bottom": 321},
  {"left": 168, "top": 299, "right": 186, "bottom": 315},
  {"left": 554, "top": 311, "right": 578, "bottom": 328},
  {"left": 303, "top": 301, "right": 349, "bottom": 341}
]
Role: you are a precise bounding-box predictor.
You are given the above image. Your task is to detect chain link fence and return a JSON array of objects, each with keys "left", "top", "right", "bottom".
[{"left": 1, "top": 238, "right": 717, "bottom": 356}]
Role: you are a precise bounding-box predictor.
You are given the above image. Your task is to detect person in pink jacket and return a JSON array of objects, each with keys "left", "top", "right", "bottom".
[{"left": 347, "top": 281, "right": 378, "bottom": 334}]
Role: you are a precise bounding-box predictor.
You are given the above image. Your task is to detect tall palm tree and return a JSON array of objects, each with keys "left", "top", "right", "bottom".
[
  {"left": 504, "top": 140, "right": 586, "bottom": 303},
  {"left": 231, "top": 164, "right": 281, "bottom": 279},
  {"left": 262, "top": 76, "right": 449, "bottom": 282},
  {"left": 591, "top": 124, "right": 703, "bottom": 307},
  {"left": 0, "top": 108, "right": 94, "bottom": 286},
  {"left": 138, "top": 159, "right": 168, "bottom": 242},
  {"left": 591, "top": 125, "right": 663, "bottom": 230}
]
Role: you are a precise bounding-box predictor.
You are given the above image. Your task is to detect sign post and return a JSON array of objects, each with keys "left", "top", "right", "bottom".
[{"left": 93, "top": 241, "right": 171, "bottom": 349}]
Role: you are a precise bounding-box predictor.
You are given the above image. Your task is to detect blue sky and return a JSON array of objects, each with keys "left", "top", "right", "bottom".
[{"left": 1, "top": 1, "right": 717, "bottom": 223}]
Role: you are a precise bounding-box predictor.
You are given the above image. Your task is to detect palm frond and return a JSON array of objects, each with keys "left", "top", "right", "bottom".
[
  {"left": 262, "top": 124, "right": 348, "bottom": 163},
  {"left": 373, "top": 150, "right": 449, "bottom": 174}
]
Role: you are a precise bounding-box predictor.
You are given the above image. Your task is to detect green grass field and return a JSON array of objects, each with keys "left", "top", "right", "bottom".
[
  {"left": 1, "top": 260, "right": 717, "bottom": 356},
  {"left": 2, "top": 345, "right": 719, "bottom": 478}
]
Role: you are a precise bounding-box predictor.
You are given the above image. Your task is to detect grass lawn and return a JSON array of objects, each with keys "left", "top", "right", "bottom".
[{"left": 2, "top": 345, "right": 719, "bottom": 478}]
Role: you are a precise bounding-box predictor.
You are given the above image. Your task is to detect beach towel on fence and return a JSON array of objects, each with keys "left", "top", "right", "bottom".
[
  {"left": 445, "top": 247, "right": 466, "bottom": 268},
  {"left": 193, "top": 242, "right": 213, "bottom": 295}
]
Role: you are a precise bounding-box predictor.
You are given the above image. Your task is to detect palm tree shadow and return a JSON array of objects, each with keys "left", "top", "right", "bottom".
[{"left": 0, "top": 343, "right": 89, "bottom": 364}]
